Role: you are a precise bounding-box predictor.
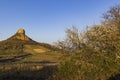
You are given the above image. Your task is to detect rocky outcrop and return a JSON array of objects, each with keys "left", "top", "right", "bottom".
[{"left": 8, "top": 28, "right": 32, "bottom": 41}]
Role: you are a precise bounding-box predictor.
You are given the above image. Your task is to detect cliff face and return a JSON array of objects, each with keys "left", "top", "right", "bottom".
[{"left": 8, "top": 28, "right": 32, "bottom": 41}]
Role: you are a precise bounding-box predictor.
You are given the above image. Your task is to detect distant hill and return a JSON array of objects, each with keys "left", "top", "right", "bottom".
[{"left": 0, "top": 28, "right": 55, "bottom": 55}]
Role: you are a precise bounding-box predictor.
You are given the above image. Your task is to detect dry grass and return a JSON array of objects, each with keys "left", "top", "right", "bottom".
[
  {"left": 22, "top": 51, "right": 62, "bottom": 63},
  {"left": 24, "top": 45, "right": 50, "bottom": 54},
  {"left": 0, "top": 63, "right": 57, "bottom": 80},
  {"left": 0, "top": 51, "right": 62, "bottom": 80}
]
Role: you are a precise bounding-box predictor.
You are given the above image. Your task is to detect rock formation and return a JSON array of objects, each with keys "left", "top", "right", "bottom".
[
  {"left": 0, "top": 28, "right": 52, "bottom": 54},
  {"left": 17, "top": 28, "right": 25, "bottom": 34},
  {"left": 8, "top": 28, "right": 32, "bottom": 41}
]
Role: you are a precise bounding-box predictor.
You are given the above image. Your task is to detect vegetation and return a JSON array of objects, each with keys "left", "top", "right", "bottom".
[
  {"left": 0, "top": 63, "right": 57, "bottom": 80},
  {"left": 0, "top": 20, "right": 61, "bottom": 80},
  {"left": 0, "top": 51, "right": 61, "bottom": 80},
  {"left": 0, "top": 4, "right": 120, "bottom": 80},
  {"left": 49, "top": 4, "right": 120, "bottom": 80}
]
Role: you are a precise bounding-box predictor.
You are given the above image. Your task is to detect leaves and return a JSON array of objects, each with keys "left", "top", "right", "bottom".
[{"left": 50, "top": 4, "right": 120, "bottom": 80}]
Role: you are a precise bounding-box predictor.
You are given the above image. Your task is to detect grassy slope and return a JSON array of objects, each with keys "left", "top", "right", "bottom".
[{"left": 22, "top": 51, "right": 62, "bottom": 62}]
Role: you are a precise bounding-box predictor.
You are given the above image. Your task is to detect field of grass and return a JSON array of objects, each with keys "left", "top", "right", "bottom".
[
  {"left": 0, "top": 51, "right": 62, "bottom": 80},
  {"left": 22, "top": 51, "right": 62, "bottom": 62}
]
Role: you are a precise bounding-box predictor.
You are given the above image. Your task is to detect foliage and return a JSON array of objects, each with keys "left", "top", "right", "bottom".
[
  {"left": 49, "top": 4, "right": 120, "bottom": 80},
  {"left": 102, "top": 4, "right": 120, "bottom": 27},
  {"left": 55, "top": 26, "right": 85, "bottom": 52}
]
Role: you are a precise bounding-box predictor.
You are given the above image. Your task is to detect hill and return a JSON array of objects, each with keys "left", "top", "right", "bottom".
[{"left": 0, "top": 28, "right": 54, "bottom": 55}]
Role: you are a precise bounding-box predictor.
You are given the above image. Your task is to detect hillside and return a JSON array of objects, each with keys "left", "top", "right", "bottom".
[
  {"left": 0, "top": 28, "right": 62, "bottom": 80},
  {"left": 0, "top": 28, "right": 54, "bottom": 55}
]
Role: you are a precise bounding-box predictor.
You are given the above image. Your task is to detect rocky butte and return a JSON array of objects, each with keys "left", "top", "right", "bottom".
[
  {"left": 0, "top": 28, "right": 52, "bottom": 54},
  {"left": 8, "top": 28, "right": 32, "bottom": 41}
]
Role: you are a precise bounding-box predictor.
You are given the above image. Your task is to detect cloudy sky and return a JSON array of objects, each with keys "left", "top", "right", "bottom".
[{"left": 0, "top": 0, "right": 120, "bottom": 44}]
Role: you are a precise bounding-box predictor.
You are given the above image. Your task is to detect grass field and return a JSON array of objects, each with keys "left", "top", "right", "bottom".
[{"left": 0, "top": 51, "right": 62, "bottom": 80}]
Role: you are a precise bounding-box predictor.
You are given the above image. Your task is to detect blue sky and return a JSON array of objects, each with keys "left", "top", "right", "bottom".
[{"left": 0, "top": 0, "right": 120, "bottom": 44}]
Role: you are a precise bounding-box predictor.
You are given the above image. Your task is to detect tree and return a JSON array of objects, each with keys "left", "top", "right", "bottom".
[
  {"left": 102, "top": 4, "right": 120, "bottom": 29},
  {"left": 85, "top": 25, "right": 119, "bottom": 58},
  {"left": 50, "top": 4, "right": 120, "bottom": 80},
  {"left": 85, "top": 4, "right": 120, "bottom": 60},
  {"left": 55, "top": 26, "right": 85, "bottom": 52}
]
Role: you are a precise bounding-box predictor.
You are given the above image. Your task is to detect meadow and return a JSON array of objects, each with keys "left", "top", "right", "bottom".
[{"left": 0, "top": 51, "right": 62, "bottom": 80}]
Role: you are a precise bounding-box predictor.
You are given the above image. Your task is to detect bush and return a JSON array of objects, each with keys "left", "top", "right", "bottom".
[{"left": 49, "top": 4, "right": 120, "bottom": 80}]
